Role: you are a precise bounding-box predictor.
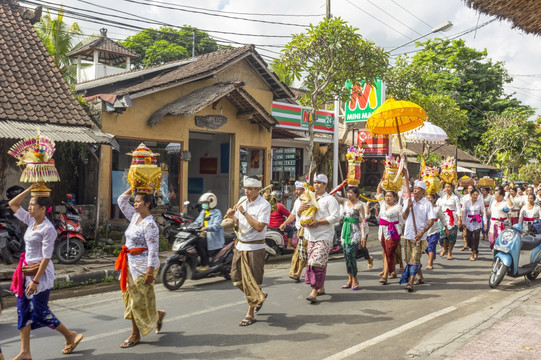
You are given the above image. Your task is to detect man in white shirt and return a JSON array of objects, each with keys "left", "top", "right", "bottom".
[
  {"left": 281, "top": 181, "right": 306, "bottom": 282},
  {"left": 400, "top": 180, "right": 436, "bottom": 292},
  {"left": 298, "top": 174, "right": 340, "bottom": 303},
  {"left": 225, "top": 176, "right": 271, "bottom": 326}
]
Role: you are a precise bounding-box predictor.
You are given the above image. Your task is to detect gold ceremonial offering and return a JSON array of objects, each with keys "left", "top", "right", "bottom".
[
  {"left": 299, "top": 183, "right": 319, "bottom": 226},
  {"left": 126, "top": 143, "right": 162, "bottom": 194},
  {"left": 8, "top": 129, "right": 59, "bottom": 197},
  {"left": 440, "top": 156, "right": 458, "bottom": 185},
  {"left": 478, "top": 176, "right": 495, "bottom": 188},
  {"left": 381, "top": 155, "right": 404, "bottom": 192},
  {"left": 421, "top": 165, "right": 442, "bottom": 195}
]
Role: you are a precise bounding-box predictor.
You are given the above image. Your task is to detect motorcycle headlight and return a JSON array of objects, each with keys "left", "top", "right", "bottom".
[
  {"left": 172, "top": 241, "right": 181, "bottom": 251},
  {"left": 66, "top": 223, "right": 76, "bottom": 232},
  {"left": 500, "top": 230, "right": 515, "bottom": 245}
]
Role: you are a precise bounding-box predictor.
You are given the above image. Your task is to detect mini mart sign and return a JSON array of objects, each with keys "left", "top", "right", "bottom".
[
  {"left": 272, "top": 102, "right": 334, "bottom": 134},
  {"left": 345, "top": 79, "right": 384, "bottom": 122}
]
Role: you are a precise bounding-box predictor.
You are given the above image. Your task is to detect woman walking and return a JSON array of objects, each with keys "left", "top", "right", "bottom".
[
  {"left": 507, "top": 187, "right": 524, "bottom": 225},
  {"left": 437, "top": 182, "right": 462, "bottom": 260},
  {"left": 116, "top": 188, "right": 165, "bottom": 348},
  {"left": 375, "top": 182, "right": 403, "bottom": 285},
  {"left": 460, "top": 184, "right": 475, "bottom": 251},
  {"left": 489, "top": 189, "right": 508, "bottom": 250},
  {"left": 481, "top": 187, "right": 493, "bottom": 241},
  {"left": 519, "top": 194, "right": 541, "bottom": 229},
  {"left": 335, "top": 186, "right": 367, "bottom": 290},
  {"left": 8, "top": 183, "right": 83, "bottom": 359},
  {"left": 462, "top": 189, "right": 486, "bottom": 261},
  {"left": 425, "top": 194, "right": 448, "bottom": 270}
]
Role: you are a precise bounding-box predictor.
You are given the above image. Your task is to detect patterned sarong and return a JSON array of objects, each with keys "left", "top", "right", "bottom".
[
  {"left": 123, "top": 269, "right": 159, "bottom": 337},
  {"left": 305, "top": 240, "right": 333, "bottom": 289}
]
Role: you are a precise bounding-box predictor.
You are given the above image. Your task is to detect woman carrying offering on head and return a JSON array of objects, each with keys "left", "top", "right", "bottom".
[
  {"left": 462, "top": 189, "right": 486, "bottom": 261},
  {"left": 436, "top": 182, "right": 462, "bottom": 260},
  {"left": 8, "top": 183, "right": 83, "bottom": 359}
]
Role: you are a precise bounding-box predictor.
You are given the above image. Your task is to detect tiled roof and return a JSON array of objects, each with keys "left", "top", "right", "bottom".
[
  {"left": 66, "top": 32, "right": 140, "bottom": 66},
  {"left": 0, "top": 0, "right": 93, "bottom": 127},
  {"left": 114, "top": 45, "right": 293, "bottom": 99}
]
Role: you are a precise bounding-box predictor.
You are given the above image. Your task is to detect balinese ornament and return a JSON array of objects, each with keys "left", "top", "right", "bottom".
[{"left": 126, "top": 143, "right": 162, "bottom": 194}]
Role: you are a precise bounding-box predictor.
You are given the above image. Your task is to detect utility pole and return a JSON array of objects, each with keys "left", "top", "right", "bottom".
[{"left": 326, "top": 0, "right": 331, "bottom": 19}]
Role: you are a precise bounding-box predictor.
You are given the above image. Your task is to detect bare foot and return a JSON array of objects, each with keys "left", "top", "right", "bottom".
[{"left": 10, "top": 352, "right": 33, "bottom": 360}]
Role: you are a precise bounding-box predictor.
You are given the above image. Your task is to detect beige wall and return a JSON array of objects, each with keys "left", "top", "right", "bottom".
[{"left": 98, "top": 60, "right": 274, "bottom": 218}]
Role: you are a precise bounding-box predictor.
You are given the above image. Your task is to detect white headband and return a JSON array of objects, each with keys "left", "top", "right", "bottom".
[
  {"left": 313, "top": 174, "right": 328, "bottom": 184},
  {"left": 295, "top": 181, "right": 304, "bottom": 189},
  {"left": 243, "top": 176, "right": 262, "bottom": 188},
  {"left": 414, "top": 179, "right": 427, "bottom": 191}
]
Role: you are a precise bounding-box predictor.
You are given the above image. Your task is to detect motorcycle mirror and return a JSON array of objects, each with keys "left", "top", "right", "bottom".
[{"left": 183, "top": 201, "right": 190, "bottom": 206}]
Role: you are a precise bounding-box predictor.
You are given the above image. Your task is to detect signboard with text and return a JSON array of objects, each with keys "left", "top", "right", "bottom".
[
  {"left": 357, "top": 129, "right": 389, "bottom": 156},
  {"left": 345, "top": 79, "right": 384, "bottom": 122},
  {"left": 272, "top": 102, "right": 334, "bottom": 134}
]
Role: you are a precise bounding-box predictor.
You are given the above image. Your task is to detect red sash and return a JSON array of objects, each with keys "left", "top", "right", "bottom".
[
  {"left": 468, "top": 214, "right": 481, "bottom": 223},
  {"left": 491, "top": 217, "right": 506, "bottom": 231},
  {"left": 379, "top": 218, "right": 400, "bottom": 240},
  {"left": 444, "top": 208, "right": 455, "bottom": 226},
  {"left": 10, "top": 252, "right": 26, "bottom": 297},
  {"left": 115, "top": 246, "right": 148, "bottom": 293}
]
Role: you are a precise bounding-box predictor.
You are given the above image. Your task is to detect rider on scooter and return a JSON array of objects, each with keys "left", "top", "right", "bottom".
[{"left": 192, "top": 192, "right": 225, "bottom": 272}]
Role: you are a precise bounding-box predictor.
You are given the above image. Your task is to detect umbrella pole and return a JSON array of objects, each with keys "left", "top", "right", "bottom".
[{"left": 396, "top": 121, "right": 418, "bottom": 236}]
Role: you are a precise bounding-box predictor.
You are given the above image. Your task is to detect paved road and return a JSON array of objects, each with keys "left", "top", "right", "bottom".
[{"left": 1, "top": 237, "right": 540, "bottom": 360}]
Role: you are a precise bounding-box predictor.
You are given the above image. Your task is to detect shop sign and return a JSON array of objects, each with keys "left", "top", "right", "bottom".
[
  {"left": 357, "top": 129, "right": 389, "bottom": 156},
  {"left": 345, "top": 79, "right": 383, "bottom": 122},
  {"left": 272, "top": 102, "right": 334, "bottom": 134}
]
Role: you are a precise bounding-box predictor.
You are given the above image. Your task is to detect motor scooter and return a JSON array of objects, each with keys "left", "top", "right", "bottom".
[
  {"left": 161, "top": 200, "right": 196, "bottom": 246},
  {"left": 489, "top": 215, "right": 541, "bottom": 288},
  {"left": 0, "top": 186, "right": 25, "bottom": 264},
  {"left": 161, "top": 222, "right": 236, "bottom": 290},
  {"left": 55, "top": 201, "right": 87, "bottom": 264},
  {"left": 264, "top": 227, "right": 295, "bottom": 260}
]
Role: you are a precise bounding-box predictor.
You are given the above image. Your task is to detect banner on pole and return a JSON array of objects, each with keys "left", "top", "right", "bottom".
[
  {"left": 272, "top": 102, "right": 334, "bottom": 134},
  {"left": 357, "top": 129, "right": 389, "bottom": 156},
  {"left": 345, "top": 79, "right": 384, "bottom": 122}
]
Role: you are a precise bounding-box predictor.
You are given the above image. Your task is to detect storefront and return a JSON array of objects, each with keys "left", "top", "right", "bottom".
[{"left": 271, "top": 101, "right": 335, "bottom": 208}]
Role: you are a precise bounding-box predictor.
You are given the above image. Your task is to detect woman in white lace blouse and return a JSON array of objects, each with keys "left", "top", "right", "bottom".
[{"left": 117, "top": 188, "right": 165, "bottom": 348}]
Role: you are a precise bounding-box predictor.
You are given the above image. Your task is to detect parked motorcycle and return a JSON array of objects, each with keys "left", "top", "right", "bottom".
[
  {"left": 489, "top": 216, "right": 541, "bottom": 288},
  {"left": 0, "top": 186, "right": 25, "bottom": 264},
  {"left": 264, "top": 227, "right": 295, "bottom": 260},
  {"left": 161, "top": 223, "right": 236, "bottom": 290},
  {"left": 161, "top": 201, "right": 196, "bottom": 246},
  {"left": 55, "top": 201, "right": 87, "bottom": 264}
]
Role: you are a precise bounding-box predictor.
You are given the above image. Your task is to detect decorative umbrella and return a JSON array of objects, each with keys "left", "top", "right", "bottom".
[
  {"left": 404, "top": 121, "right": 447, "bottom": 144},
  {"left": 367, "top": 97, "right": 427, "bottom": 234}
]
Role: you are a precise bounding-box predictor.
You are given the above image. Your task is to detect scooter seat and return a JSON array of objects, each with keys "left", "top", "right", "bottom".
[{"left": 521, "top": 235, "right": 541, "bottom": 251}]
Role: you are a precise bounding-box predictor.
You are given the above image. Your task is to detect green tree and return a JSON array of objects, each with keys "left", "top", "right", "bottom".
[
  {"left": 121, "top": 26, "right": 218, "bottom": 68},
  {"left": 277, "top": 17, "right": 388, "bottom": 173},
  {"left": 34, "top": 8, "right": 82, "bottom": 85},
  {"left": 270, "top": 60, "right": 293, "bottom": 86},
  {"left": 475, "top": 109, "right": 538, "bottom": 176},
  {"left": 518, "top": 162, "right": 541, "bottom": 183},
  {"left": 386, "top": 38, "right": 529, "bottom": 151}
]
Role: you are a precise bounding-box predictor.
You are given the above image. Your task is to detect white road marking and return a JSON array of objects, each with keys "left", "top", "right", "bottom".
[{"left": 322, "top": 306, "right": 457, "bottom": 360}]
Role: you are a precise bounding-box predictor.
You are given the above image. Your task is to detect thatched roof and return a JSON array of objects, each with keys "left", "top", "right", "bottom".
[
  {"left": 463, "top": 0, "right": 541, "bottom": 35},
  {"left": 147, "top": 81, "right": 277, "bottom": 128}
]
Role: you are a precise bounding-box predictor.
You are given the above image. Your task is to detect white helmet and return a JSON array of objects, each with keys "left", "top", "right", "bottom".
[
  {"left": 198, "top": 192, "right": 218, "bottom": 209},
  {"left": 270, "top": 190, "right": 282, "bottom": 202}
]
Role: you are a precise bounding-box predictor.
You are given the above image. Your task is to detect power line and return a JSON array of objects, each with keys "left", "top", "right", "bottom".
[
  {"left": 343, "top": 0, "right": 413, "bottom": 40},
  {"left": 134, "top": 0, "right": 325, "bottom": 17},
  {"left": 364, "top": 0, "right": 423, "bottom": 36},
  {"left": 117, "top": 0, "right": 310, "bottom": 27},
  {"left": 390, "top": 0, "right": 433, "bottom": 29}
]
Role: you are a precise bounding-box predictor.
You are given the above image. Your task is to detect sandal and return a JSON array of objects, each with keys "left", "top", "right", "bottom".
[
  {"left": 317, "top": 288, "right": 326, "bottom": 296},
  {"left": 414, "top": 279, "right": 425, "bottom": 285},
  {"left": 63, "top": 333, "right": 83, "bottom": 354},
  {"left": 341, "top": 283, "right": 352, "bottom": 289},
  {"left": 156, "top": 310, "right": 166, "bottom": 333},
  {"left": 367, "top": 256, "right": 374, "bottom": 269},
  {"left": 425, "top": 265, "right": 433, "bottom": 270},
  {"left": 469, "top": 256, "right": 476, "bottom": 261},
  {"left": 379, "top": 277, "right": 388, "bottom": 285},
  {"left": 292, "top": 274, "right": 300, "bottom": 283},
  {"left": 351, "top": 283, "right": 360, "bottom": 291},
  {"left": 306, "top": 295, "right": 317, "bottom": 304},
  {"left": 120, "top": 337, "right": 139, "bottom": 349},
  {"left": 447, "top": 255, "right": 453, "bottom": 260},
  {"left": 239, "top": 317, "right": 256, "bottom": 326},
  {"left": 255, "top": 293, "right": 268, "bottom": 313},
  {"left": 405, "top": 284, "right": 414, "bottom": 292}
]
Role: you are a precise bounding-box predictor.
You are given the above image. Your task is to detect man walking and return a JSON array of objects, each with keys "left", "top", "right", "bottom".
[
  {"left": 400, "top": 180, "right": 435, "bottom": 292},
  {"left": 281, "top": 181, "right": 306, "bottom": 282},
  {"left": 299, "top": 174, "right": 340, "bottom": 303},
  {"left": 225, "top": 176, "right": 271, "bottom": 326}
]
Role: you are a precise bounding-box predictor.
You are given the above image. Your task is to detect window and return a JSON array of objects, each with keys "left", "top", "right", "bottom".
[{"left": 240, "top": 147, "right": 265, "bottom": 185}]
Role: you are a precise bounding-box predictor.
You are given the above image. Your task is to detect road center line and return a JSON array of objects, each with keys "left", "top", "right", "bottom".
[
  {"left": 82, "top": 300, "right": 245, "bottom": 342},
  {"left": 323, "top": 306, "right": 457, "bottom": 360}
]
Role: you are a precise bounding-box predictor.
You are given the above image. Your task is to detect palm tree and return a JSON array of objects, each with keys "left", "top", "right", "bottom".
[{"left": 34, "top": 8, "right": 82, "bottom": 85}]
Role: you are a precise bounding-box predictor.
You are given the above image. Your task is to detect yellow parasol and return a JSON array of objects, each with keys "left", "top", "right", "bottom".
[{"left": 367, "top": 97, "right": 427, "bottom": 234}]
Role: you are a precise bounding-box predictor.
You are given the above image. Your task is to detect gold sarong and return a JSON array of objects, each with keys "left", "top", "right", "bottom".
[
  {"left": 231, "top": 248, "right": 266, "bottom": 306},
  {"left": 123, "top": 269, "right": 159, "bottom": 336}
]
